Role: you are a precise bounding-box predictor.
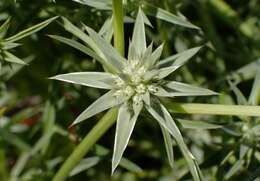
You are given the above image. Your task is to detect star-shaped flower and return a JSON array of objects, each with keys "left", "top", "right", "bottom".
[{"left": 51, "top": 9, "right": 217, "bottom": 180}]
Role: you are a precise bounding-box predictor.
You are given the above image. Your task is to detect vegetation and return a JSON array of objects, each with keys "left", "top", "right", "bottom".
[{"left": 0, "top": 0, "right": 260, "bottom": 181}]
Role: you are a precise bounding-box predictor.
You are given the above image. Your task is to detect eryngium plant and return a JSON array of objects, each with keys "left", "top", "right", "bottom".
[
  {"left": 51, "top": 9, "right": 217, "bottom": 180},
  {"left": 0, "top": 17, "right": 57, "bottom": 66}
]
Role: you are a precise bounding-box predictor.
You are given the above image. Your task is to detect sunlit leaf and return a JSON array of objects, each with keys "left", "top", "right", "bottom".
[
  {"left": 50, "top": 72, "right": 115, "bottom": 89},
  {"left": 119, "top": 158, "right": 142, "bottom": 173},
  {"left": 142, "top": 3, "right": 200, "bottom": 30},
  {"left": 131, "top": 8, "right": 147, "bottom": 57},
  {"left": 177, "top": 119, "right": 222, "bottom": 129},
  {"left": 69, "top": 157, "right": 100, "bottom": 177},
  {"left": 155, "top": 81, "right": 217, "bottom": 97},
  {"left": 112, "top": 102, "right": 142, "bottom": 173},
  {"left": 146, "top": 98, "right": 202, "bottom": 181},
  {"left": 157, "top": 46, "right": 202, "bottom": 78},
  {"left": 4, "top": 51, "right": 27, "bottom": 65},
  {"left": 85, "top": 26, "right": 126, "bottom": 73},
  {"left": 49, "top": 35, "right": 105, "bottom": 65},
  {"left": 72, "top": 0, "right": 112, "bottom": 10},
  {"left": 72, "top": 90, "right": 125, "bottom": 125}
]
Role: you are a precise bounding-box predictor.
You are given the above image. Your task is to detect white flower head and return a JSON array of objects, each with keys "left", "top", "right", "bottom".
[{"left": 51, "top": 8, "right": 217, "bottom": 181}]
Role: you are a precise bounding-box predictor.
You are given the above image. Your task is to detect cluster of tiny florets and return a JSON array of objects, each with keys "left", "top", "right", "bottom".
[{"left": 113, "top": 59, "right": 159, "bottom": 104}]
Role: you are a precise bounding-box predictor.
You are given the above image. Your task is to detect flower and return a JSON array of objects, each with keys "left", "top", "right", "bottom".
[{"left": 51, "top": 9, "right": 217, "bottom": 180}]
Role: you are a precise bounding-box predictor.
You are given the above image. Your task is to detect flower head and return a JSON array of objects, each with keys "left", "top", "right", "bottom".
[{"left": 51, "top": 9, "right": 217, "bottom": 180}]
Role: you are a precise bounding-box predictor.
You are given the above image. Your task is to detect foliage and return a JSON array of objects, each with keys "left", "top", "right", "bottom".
[{"left": 0, "top": 0, "right": 260, "bottom": 181}]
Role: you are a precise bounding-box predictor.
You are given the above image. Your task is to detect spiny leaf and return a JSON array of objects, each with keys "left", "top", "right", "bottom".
[
  {"left": 157, "top": 46, "right": 202, "bottom": 78},
  {"left": 177, "top": 119, "right": 222, "bottom": 129},
  {"left": 72, "top": 0, "right": 112, "bottom": 10},
  {"left": 4, "top": 52, "right": 27, "bottom": 65},
  {"left": 160, "top": 125, "right": 174, "bottom": 168},
  {"left": 112, "top": 102, "right": 142, "bottom": 174},
  {"left": 146, "top": 98, "right": 202, "bottom": 181},
  {"left": 72, "top": 90, "right": 125, "bottom": 125},
  {"left": 85, "top": 26, "right": 126, "bottom": 73},
  {"left": 132, "top": 8, "right": 147, "bottom": 57},
  {"left": 69, "top": 157, "right": 100, "bottom": 177},
  {"left": 155, "top": 81, "right": 217, "bottom": 97},
  {"left": 50, "top": 72, "right": 115, "bottom": 89},
  {"left": 248, "top": 70, "right": 260, "bottom": 105},
  {"left": 0, "top": 17, "right": 11, "bottom": 39},
  {"left": 142, "top": 3, "right": 201, "bottom": 30},
  {"left": 145, "top": 43, "right": 164, "bottom": 68},
  {"left": 5, "top": 16, "right": 58, "bottom": 42},
  {"left": 48, "top": 35, "right": 105, "bottom": 65}
]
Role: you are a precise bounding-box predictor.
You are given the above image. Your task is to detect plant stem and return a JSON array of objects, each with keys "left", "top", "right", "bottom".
[
  {"left": 52, "top": 1, "right": 125, "bottom": 180},
  {"left": 112, "top": 0, "right": 125, "bottom": 56},
  {"left": 166, "top": 103, "right": 260, "bottom": 117},
  {"left": 0, "top": 146, "right": 8, "bottom": 181},
  {"left": 52, "top": 109, "right": 118, "bottom": 181}
]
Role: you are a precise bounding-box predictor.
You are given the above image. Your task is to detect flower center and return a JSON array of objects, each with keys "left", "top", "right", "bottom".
[{"left": 113, "top": 60, "right": 159, "bottom": 105}]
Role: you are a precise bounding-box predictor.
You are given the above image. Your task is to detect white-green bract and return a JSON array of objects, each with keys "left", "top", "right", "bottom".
[{"left": 51, "top": 9, "right": 217, "bottom": 181}]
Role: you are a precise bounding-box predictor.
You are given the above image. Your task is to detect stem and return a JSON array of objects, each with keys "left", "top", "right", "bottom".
[
  {"left": 166, "top": 103, "right": 260, "bottom": 117},
  {"left": 112, "top": 0, "right": 125, "bottom": 56},
  {"left": 52, "top": 109, "right": 118, "bottom": 181},
  {"left": 0, "top": 144, "right": 8, "bottom": 181},
  {"left": 52, "top": 1, "right": 125, "bottom": 180}
]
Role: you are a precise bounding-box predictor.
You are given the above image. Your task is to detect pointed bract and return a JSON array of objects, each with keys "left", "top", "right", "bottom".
[
  {"left": 86, "top": 26, "right": 126, "bottom": 73},
  {"left": 0, "top": 17, "right": 11, "bottom": 39},
  {"left": 157, "top": 46, "right": 202, "bottom": 78},
  {"left": 50, "top": 72, "right": 115, "bottom": 89},
  {"left": 5, "top": 16, "right": 58, "bottom": 43},
  {"left": 72, "top": 90, "right": 125, "bottom": 125},
  {"left": 160, "top": 125, "right": 174, "bottom": 168},
  {"left": 146, "top": 98, "right": 202, "bottom": 181},
  {"left": 112, "top": 102, "right": 142, "bottom": 173},
  {"left": 132, "top": 8, "right": 147, "bottom": 58},
  {"left": 155, "top": 81, "right": 218, "bottom": 97}
]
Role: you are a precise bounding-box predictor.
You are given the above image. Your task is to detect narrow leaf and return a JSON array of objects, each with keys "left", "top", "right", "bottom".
[
  {"left": 112, "top": 102, "right": 142, "bottom": 173},
  {"left": 157, "top": 46, "right": 202, "bottom": 78},
  {"left": 50, "top": 72, "right": 115, "bottom": 89},
  {"left": 119, "top": 158, "right": 142, "bottom": 173},
  {"left": 146, "top": 98, "right": 202, "bottom": 181},
  {"left": 49, "top": 35, "right": 105, "bottom": 65},
  {"left": 85, "top": 26, "right": 126, "bottom": 72},
  {"left": 248, "top": 70, "right": 260, "bottom": 105},
  {"left": 72, "top": 0, "right": 112, "bottom": 10},
  {"left": 5, "top": 16, "right": 58, "bottom": 42},
  {"left": 72, "top": 90, "right": 124, "bottom": 125},
  {"left": 160, "top": 125, "right": 174, "bottom": 167},
  {"left": 0, "top": 17, "right": 11, "bottom": 39},
  {"left": 132, "top": 8, "right": 147, "bottom": 57},
  {"left": 177, "top": 119, "right": 222, "bottom": 129},
  {"left": 143, "top": 3, "right": 200, "bottom": 30},
  {"left": 4, "top": 52, "right": 27, "bottom": 65},
  {"left": 69, "top": 157, "right": 100, "bottom": 177},
  {"left": 145, "top": 44, "right": 164, "bottom": 68},
  {"left": 155, "top": 81, "right": 217, "bottom": 97}
]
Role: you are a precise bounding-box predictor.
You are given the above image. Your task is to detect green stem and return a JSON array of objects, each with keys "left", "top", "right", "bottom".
[
  {"left": 112, "top": 0, "right": 125, "bottom": 56},
  {"left": 0, "top": 146, "right": 8, "bottom": 181},
  {"left": 52, "top": 109, "right": 117, "bottom": 181},
  {"left": 52, "top": 1, "right": 125, "bottom": 180},
  {"left": 166, "top": 103, "right": 260, "bottom": 117}
]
